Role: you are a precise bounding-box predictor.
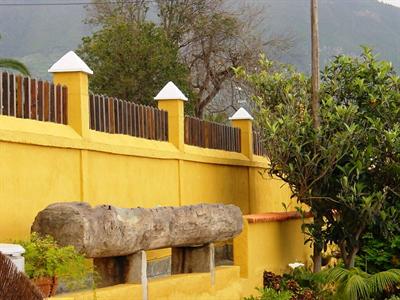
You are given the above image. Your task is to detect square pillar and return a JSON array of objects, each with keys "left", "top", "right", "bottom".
[
  {"left": 155, "top": 82, "right": 188, "bottom": 151},
  {"left": 230, "top": 107, "right": 254, "bottom": 160},
  {"left": 49, "top": 51, "right": 92, "bottom": 137}
]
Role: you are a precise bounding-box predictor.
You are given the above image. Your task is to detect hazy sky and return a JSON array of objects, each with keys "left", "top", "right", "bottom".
[{"left": 379, "top": 0, "right": 400, "bottom": 7}]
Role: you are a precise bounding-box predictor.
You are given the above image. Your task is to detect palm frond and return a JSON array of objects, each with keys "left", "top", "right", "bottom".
[
  {"left": 0, "top": 58, "right": 30, "bottom": 76},
  {"left": 367, "top": 269, "right": 400, "bottom": 295},
  {"left": 318, "top": 267, "right": 399, "bottom": 300},
  {"left": 320, "top": 266, "right": 350, "bottom": 283},
  {"left": 342, "top": 272, "right": 370, "bottom": 300}
]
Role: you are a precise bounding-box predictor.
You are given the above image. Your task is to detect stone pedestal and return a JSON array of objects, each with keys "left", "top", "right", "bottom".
[
  {"left": 171, "top": 243, "right": 215, "bottom": 274},
  {"left": 93, "top": 256, "right": 126, "bottom": 287},
  {"left": 94, "top": 251, "right": 147, "bottom": 287}
]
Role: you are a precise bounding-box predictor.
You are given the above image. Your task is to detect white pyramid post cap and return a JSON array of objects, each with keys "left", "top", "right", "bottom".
[
  {"left": 229, "top": 107, "right": 254, "bottom": 120},
  {"left": 48, "top": 51, "right": 93, "bottom": 75},
  {"left": 154, "top": 81, "right": 188, "bottom": 101}
]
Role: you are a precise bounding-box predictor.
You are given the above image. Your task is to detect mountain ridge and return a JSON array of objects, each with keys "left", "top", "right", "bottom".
[{"left": 0, "top": 0, "right": 399, "bottom": 79}]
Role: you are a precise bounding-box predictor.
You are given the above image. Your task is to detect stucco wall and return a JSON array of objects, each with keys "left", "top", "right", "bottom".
[{"left": 0, "top": 114, "right": 294, "bottom": 241}]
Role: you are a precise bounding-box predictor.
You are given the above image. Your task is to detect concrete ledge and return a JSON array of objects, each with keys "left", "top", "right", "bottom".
[
  {"left": 52, "top": 266, "right": 242, "bottom": 300},
  {"left": 244, "top": 211, "right": 312, "bottom": 224},
  {"left": 0, "top": 116, "right": 268, "bottom": 168}
]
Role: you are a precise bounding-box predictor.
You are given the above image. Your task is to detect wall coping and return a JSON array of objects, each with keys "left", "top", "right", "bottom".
[
  {"left": 244, "top": 211, "right": 312, "bottom": 224},
  {"left": 0, "top": 115, "right": 269, "bottom": 168}
]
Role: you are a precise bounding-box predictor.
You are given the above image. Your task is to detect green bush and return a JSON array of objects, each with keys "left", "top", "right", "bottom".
[
  {"left": 244, "top": 287, "right": 293, "bottom": 300},
  {"left": 319, "top": 266, "right": 400, "bottom": 300},
  {"left": 357, "top": 233, "right": 400, "bottom": 274},
  {"left": 20, "top": 232, "right": 93, "bottom": 289}
]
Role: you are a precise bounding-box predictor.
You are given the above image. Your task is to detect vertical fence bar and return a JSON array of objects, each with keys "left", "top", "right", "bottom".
[
  {"left": 2, "top": 73, "right": 9, "bottom": 115},
  {"left": 89, "top": 94, "right": 94, "bottom": 129},
  {"left": 124, "top": 101, "right": 128, "bottom": 135},
  {"left": 9, "top": 74, "right": 15, "bottom": 117},
  {"left": 108, "top": 97, "right": 114, "bottom": 133},
  {"left": 94, "top": 95, "right": 100, "bottom": 131},
  {"left": 30, "top": 79, "right": 37, "bottom": 120},
  {"left": 37, "top": 80, "right": 43, "bottom": 121},
  {"left": 43, "top": 81, "right": 50, "bottom": 121},
  {"left": 49, "top": 83, "right": 56, "bottom": 122},
  {"left": 100, "top": 96, "right": 105, "bottom": 132},
  {"left": 16, "top": 75, "right": 23, "bottom": 118},
  {"left": 56, "top": 84, "right": 62, "bottom": 123},
  {"left": 133, "top": 104, "right": 138, "bottom": 137},
  {"left": 62, "top": 86, "right": 68, "bottom": 124}
]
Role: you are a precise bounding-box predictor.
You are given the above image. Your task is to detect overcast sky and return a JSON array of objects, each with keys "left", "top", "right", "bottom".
[{"left": 378, "top": 0, "right": 400, "bottom": 7}]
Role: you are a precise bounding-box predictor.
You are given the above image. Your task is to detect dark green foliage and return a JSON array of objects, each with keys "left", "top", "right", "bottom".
[
  {"left": 244, "top": 287, "right": 293, "bottom": 300},
  {"left": 319, "top": 266, "right": 400, "bottom": 300},
  {"left": 357, "top": 233, "right": 400, "bottom": 274},
  {"left": 77, "top": 21, "right": 191, "bottom": 106},
  {"left": 0, "top": 58, "right": 30, "bottom": 76},
  {"left": 238, "top": 47, "right": 400, "bottom": 269},
  {"left": 262, "top": 269, "right": 319, "bottom": 299},
  {"left": 20, "top": 233, "right": 93, "bottom": 290}
]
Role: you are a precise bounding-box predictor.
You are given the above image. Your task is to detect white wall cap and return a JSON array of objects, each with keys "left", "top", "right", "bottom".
[
  {"left": 229, "top": 107, "right": 254, "bottom": 120},
  {"left": 0, "top": 243, "right": 25, "bottom": 256},
  {"left": 48, "top": 51, "right": 93, "bottom": 75},
  {"left": 154, "top": 81, "right": 188, "bottom": 101}
]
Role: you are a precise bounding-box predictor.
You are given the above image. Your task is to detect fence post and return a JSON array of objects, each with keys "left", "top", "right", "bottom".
[
  {"left": 155, "top": 81, "right": 188, "bottom": 151},
  {"left": 229, "top": 107, "right": 254, "bottom": 160},
  {"left": 48, "top": 51, "right": 93, "bottom": 137}
]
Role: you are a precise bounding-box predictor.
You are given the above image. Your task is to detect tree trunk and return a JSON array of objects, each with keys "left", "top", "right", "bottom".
[
  {"left": 346, "top": 251, "right": 357, "bottom": 269},
  {"left": 32, "top": 202, "right": 243, "bottom": 258},
  {"left": 313, "top": 245, "right": 322, "bottom": 273},
  {"left": 310, "top": 0, "right": 320, "bottom": 129},
  {"left": 312, "top": 214, "right": 323, "bottom": 273}
]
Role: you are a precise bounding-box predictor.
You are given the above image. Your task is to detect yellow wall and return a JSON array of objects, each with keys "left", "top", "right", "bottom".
[
  {"left": 234, "top": 218, "right": 313, "bottom": 297},
  {"left": 0, "top": 114, "right": 292, "bottom": 241},
  {"left": 0, "top": 69, "right": 310, "bottom": 299},
  {"left": 51, "top": 266, "right": 243, "bottom": 300}
]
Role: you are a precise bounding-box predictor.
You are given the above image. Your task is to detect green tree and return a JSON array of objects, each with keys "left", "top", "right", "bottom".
[
  {"left": 77, "top": 20, "right": 190, "bottom": 105},
  {"left": 320, "top": 48, "right": 400, "bottom": 268},
  {"left": 238, "top": 48, "right": 400, "bottom": 270},
  {"left": 87, "top": 0, "right": 291, "bottom": 117}
]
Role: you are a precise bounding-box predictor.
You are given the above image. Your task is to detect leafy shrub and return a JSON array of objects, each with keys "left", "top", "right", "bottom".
[
  {"left": 263, "top": 270, "right": 319, "bottom": 299},
  {"left": 357, "top": 233, "right": 400, "bottom": 274},
  {"left": 244, "top": 287, "right": 293, "bottom": 300},
  {"left": 319, "top": 266, "right": 400, "bottom": 300},
  {"left": 20, "top": 232, "right": 93, "bottom": 289}
]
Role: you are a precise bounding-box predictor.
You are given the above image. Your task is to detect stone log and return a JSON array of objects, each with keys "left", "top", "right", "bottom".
[{"left": 31, "top": 202, "right": 243, "bottom": 258}]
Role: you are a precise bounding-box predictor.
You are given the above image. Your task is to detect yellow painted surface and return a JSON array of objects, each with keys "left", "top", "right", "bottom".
[
  {"left": 180, "top": 160, "right": 250, "bottom": 213},
  {"left": 85, "top": 151, "right": 180, "bottom": 208},
  {"left": 250, "top": 167, "right": 295, "bottom": 213},
  {"left": 158, "top": 100, "right": 185, "bottom": 151},
  {"left": 0, "top": 141, "right": 81, "bottom": 240},
  {"left": 1, "top": 70, "right": 313, "bottom": 299},
  {"left": 231, "top": 119, "right": 253, "bottom": 160},
  {"left": 52, "top": 266, "right": 242, "bottom": 300},
  {"left": 234, "top": 218, "right": 312, "bottom": 297},
  {"left": 53, "top": 72, "right": 90, "bottom": 137},
  {"left": 0, "top": 119, "right": 289, "bottom": 241}
]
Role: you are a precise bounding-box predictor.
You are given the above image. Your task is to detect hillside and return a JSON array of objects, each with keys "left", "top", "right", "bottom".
[
  {"left": 0, "top": 0, "right": 399, "bottom": 79},
  {"left": 262, "top": 0, "right": 400, "bottom": 72},
  {"left": 0, "top": 0, "right": 91, "bottom": 78}
]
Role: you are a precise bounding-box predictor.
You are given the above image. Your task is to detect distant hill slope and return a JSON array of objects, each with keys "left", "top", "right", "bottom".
[
  {"left": 262, "top": 0, "right": 400, "bottom": 72},
  {"left": 0, "top": 0, "right": 399, "bottom": 79},
  {"left": 0, "top": 0, "right": 91, "bottom": 79}
]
